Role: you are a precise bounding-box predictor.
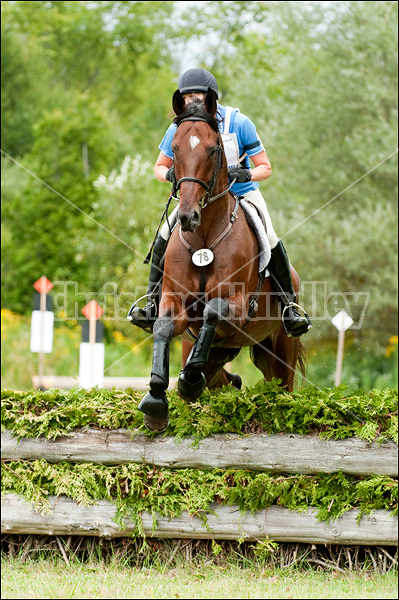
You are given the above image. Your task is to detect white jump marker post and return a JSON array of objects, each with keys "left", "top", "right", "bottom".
[
  {"left": 30, "top": 276, "right": 54, "bottom": 390},
  {"left": 331, "top": 309, "right": 354, "bottom": 387},
  {"left": 79, "top": 300, "right": 104, "bottom": 389}
]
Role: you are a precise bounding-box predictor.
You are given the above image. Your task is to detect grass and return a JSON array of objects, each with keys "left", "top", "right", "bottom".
[
  {"left": 1, "top": 556, "right": 398, "bottom": 599},
  {"left": 2, "top": 537, "right": 398, "bottom": 599},
  {"left": 2, "top": 309, "right": 397, "bottom": 600}
]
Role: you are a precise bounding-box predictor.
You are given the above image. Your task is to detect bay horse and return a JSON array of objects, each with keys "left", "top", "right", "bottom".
[{"left": 139, "top": 88, "right": 306, "bottom": 431}]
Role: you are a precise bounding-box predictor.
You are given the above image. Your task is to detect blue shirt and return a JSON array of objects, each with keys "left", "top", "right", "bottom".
[{"left": 158, "top": 103, "right": 264, "bottom": 196}]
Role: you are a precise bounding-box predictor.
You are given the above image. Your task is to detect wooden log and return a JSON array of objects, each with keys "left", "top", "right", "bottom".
[
  {"left": 32, "top": 376, "right": 177, "bottom": 391},
  {"left": 2, "top": 429, "right": 397, "bottom": 476},
  {"left": 1, "top": 494, "right": 397, "bottom": 546}
]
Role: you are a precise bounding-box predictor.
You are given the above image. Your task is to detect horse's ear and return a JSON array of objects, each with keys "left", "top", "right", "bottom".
[
  {"left": 204, "top": 88, "right": 218, "bottom": 116},
  {"left": 173, "top": 89, "right": 185, "bottom": 116}
]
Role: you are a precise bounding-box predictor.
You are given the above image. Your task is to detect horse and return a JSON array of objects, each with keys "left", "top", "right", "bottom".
[{"left": 138, "top": 88, "right": 306, "bottom": 431}]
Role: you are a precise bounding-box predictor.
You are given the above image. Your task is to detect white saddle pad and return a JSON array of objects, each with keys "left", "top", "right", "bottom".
[{"left": 239, "top": 199, "right": 271, "bottom": 274}]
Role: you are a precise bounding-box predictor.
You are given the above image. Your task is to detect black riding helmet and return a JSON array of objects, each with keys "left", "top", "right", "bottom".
[{"left": 178, "top": 68, "right": 219, "bottom": 98}]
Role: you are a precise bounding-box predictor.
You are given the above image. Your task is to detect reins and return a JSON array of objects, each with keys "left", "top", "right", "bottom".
[
  {"left": 171, "top": 117, "right": 236, "bottom": 207},
  {"left": 143, "top": 191, "right": 174, "bottom": 264},
  {"left": 145, "top": 110, "right": 266, "bottom": 332}
]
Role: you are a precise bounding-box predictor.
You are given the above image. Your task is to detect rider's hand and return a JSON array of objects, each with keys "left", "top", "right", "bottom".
[
  {"left": 228, "top": 166, "right": 252, "bottom": 183},
  {"left": 165, "top": 166, "right": 175, "bottom": 183}
]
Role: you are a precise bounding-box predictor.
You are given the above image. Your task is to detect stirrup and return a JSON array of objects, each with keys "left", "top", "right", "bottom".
[
  {"left": 127, "top": 294, "right": 157, "bottom": 333},
  {"left": 281, "top": 302, "right": 312, "bottom": 338}
]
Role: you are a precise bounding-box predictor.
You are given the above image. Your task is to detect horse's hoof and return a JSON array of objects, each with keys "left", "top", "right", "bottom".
[
  {"left": 226, "top": 372, "right": 242, "bottom": 390},
  {"left": 138, "top": 391, "right": 168, "bottom": 418},
  {"left": 177, "top": 369, "right": 206, "bottom": 401},
  {"left": 143, "top": 414, "right": 169, "bottom": 433}
]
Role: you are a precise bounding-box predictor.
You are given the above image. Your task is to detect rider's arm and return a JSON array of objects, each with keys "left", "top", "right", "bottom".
[
  {"left": 249, "top": 150, "right": 272, "bottom": 182},
  {"left": 154, "top": 151, "right": 174, "bottom": 183}
]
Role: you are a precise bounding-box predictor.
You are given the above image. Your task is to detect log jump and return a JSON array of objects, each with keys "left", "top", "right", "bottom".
[
  {"left": 1, "top": 427, "right": 397, "bottom": 545},
  {"left": 2, "top": 494, "right": 397, "bottom": 546},
  {"left": 1, "top": 429, "right": 398, "bottom": 476}
]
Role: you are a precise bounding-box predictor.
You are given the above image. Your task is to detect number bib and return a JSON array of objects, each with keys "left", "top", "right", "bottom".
[{"left": 192, "top": 249, "right": 214, "bottom": 267}]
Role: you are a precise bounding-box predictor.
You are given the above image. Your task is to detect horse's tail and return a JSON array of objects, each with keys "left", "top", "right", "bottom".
[{"left": 297, "top": 341, "right": 308, "bottom": 380}]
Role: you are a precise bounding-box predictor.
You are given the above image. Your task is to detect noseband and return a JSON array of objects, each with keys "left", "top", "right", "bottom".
[{"left": 172, "top": 117, "right": 234, "bottom": 208}]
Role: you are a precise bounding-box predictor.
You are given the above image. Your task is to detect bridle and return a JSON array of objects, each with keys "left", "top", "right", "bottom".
[{"left": 171, "top": 117, "right": 235, "bottom": 208}]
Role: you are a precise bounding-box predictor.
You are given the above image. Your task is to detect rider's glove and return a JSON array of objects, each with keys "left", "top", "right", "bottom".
[
  {"left": 165, "top": 167, "right": 175, "bottom": 183},
  {"left": 228, "top": 166, "right": 252, "bottom": 183}
]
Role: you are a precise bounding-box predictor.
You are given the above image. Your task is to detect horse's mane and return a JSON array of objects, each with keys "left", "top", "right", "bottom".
[{"left": 173, "top": 99, "right": 220, "bottom": 133}]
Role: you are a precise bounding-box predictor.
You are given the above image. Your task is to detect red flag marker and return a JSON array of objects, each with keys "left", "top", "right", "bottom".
[
  {"left": 82, "top": 300, "right": 103, "bottom": 321},
  {"left": 33, "top": 275, "right": 53, "bottom": 295}
]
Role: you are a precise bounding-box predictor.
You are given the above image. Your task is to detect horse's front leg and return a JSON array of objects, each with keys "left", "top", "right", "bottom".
[
  {"left": 138, "top": 314, "right": 175, "bottom": 432},
  {"left": 178, "top": 297, "right": 229, "bottom": 401}
]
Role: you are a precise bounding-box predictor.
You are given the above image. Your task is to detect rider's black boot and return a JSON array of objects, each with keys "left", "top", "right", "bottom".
[
  {"left": 268, "top": 240, "right": 312, "bottom": 338},
  {"left": 128, "top": 234, "right": 168, "bottom": 331}
]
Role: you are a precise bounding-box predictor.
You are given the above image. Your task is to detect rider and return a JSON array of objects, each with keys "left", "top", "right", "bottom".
[{"left": 130, "top": 68, "right": 311, "bottom": 338}]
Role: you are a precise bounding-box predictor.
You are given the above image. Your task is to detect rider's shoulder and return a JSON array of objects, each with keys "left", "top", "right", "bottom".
[
  {"left": 161, "top": 122, "right": 177, "bottom": 142},
  {"left": 232, "top": 109, "right": 255, "bottom": 129},
  {"left": 218, "top": 103, "right": 254, "bottom": 129}
]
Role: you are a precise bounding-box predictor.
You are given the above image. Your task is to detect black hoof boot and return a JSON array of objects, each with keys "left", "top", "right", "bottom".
[
  {"left": 143, "top": 414, "right": 169, "bottom": 432},
  {"left": 138, "top": 391, "right": 168, "bottom": 419},
  {"left": 177, "top": 370, "right": 206, "bottom": 401},
  {"left": 226, "top": 371, "right": 242, "bottom": 390}
]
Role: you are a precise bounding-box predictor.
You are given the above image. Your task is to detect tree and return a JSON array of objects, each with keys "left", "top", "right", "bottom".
[
  {"left": 1, "top": 0, "right": 177, "bottom": 313},
  {"left": 2, "top": 0, "right": 397, "bottom": 353},
  {"left": 186, "top": 0, "right": 398, "bottom": 347},
  {"left": 1, "top": 7, "right": 49, "bottom": 156}
]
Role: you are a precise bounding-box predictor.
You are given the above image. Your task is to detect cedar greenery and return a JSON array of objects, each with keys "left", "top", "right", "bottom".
[
  {"left": 1, "top": 383, "right": 397, "bottom": 533},
  {"left": 1, "top": 461, "right": 397, "bottom": 532},
  {"left": 1, "top": 382, "right": 397, "bottom": 443}
]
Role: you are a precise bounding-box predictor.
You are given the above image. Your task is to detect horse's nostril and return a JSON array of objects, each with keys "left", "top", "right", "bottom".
[
  {"left": 178, "top": 212, "right": 189, "bottom": 230},
  {"left": 178, "top": 210, "right": 200, "bottom": 232}
]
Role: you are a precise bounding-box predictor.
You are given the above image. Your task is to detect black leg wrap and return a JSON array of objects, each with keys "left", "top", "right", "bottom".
[
  {"left": 185, "top": 323, "right": 216, "bottom": 370},
  {"left": 139, "top": 337, "right": 169, "bottom": 419},
  {"left": 204, "top": 297, "right": 229, "bottom": 326},
  {"left": 139, "top": 316, "right": 174, "bottom": 419},
  {"left": 150, "top": 338, "right": 170, "bottom": 391},
  {"left": 184, "top": 297, "right": 228, "bottom": 371}
]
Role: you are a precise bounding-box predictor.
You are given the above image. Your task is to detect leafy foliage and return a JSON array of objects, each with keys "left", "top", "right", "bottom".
[
  {"left": 1, "top": 0, "right": 176, "bottom": 313},
  {"left": 1, "top": 387, "right": 143, "bottom": 439},
  {"left": 1, "top": 382, "right": 397, "bottom": 443},
  {"left": 1, "top": 0, "right": 397, "bottom": 354},
  {"left": 191, "top": 0, "right": 399, "bottom": 347},
  {"left": 1, "top": 460, "right": 397, "bottom": 529},
  {"left": 2, "top": 384, "right": 397, "bottom": 532}
]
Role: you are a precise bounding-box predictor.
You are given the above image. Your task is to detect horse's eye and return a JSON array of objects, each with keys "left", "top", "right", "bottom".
[
  {"left": 208, "top": 146, "right": 217, "bottom": 157},
  {"left": 171, "top": 145, "right": 178, "bottom": 154}
]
